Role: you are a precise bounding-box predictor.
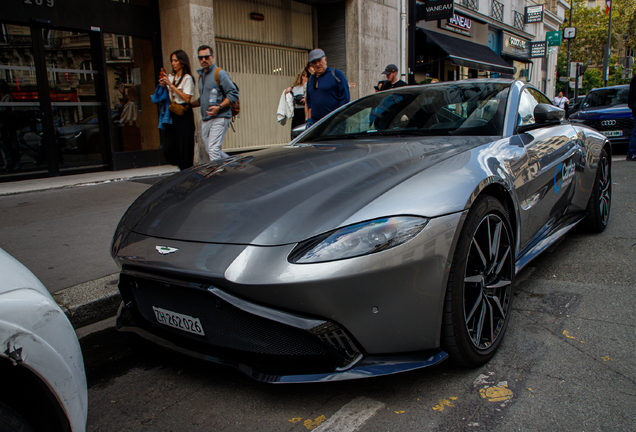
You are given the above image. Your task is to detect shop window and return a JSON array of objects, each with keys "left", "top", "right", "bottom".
[{"left": 105, "top": 33, "right": 159, "bottom": 153}]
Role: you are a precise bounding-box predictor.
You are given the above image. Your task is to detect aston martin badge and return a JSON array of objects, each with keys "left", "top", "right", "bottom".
[{"left": 156, "top": 246, "right": 179, "bottom": 255}]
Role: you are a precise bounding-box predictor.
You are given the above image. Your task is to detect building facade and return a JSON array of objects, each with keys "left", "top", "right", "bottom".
[
  {"left": 0, "top": 0, "right": 568, "bottom": 183},
  {"left": 415, "top": 0, "right": 569, "bottom": 97}
]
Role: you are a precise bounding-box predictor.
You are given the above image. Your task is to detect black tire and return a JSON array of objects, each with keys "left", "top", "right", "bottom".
[
  {"left": 441, "top": 195, "right": 515, "bottom": 367},
  {"left": 0, "top": 401, "right": 35, "bottom": 432},
  {"left": 582, "top": 148, "right": 611, "bottom": 233}
]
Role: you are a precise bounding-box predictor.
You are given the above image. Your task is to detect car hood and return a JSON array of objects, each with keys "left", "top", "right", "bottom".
[
  {"left": 0, "top": 248, "right": 49, "bottom": 297},
  {"left": 570, "top": 105, "right": 632, "bottom": 120},
  {"left": 123, "top": 137, "right": 490, "bottom": 245}
]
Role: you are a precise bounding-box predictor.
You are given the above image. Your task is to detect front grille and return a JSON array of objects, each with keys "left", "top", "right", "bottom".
[
  {"left": 126, "top": 275, "right": 328, "bottom": 356},
  {"left": 584, "top": 117, "right": 634, "bottom": 132}
]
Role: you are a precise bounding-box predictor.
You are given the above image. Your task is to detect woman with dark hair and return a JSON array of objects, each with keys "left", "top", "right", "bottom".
[{"left": 159, "top": 50, "right": 195, "bottom": 170}]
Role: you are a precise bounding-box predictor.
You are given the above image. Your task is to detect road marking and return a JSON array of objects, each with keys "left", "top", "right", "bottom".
[
  {"left": 313, "top": 397, "right": 385, "bottom": 432},
  {"left": 479, "top": 382, "right": 513, "bottom": 402},
  {"left": 432, "top": 397, "right": 457, "bottom": 412},
  {"left": 601, "top": 356, "right": 613, "bottom": 361},
  {"left": 304, "top": 415, "right": 327, "bottom": 430},
  {"left": 563, "top": 330, "right": 585, "bottom": 343}
]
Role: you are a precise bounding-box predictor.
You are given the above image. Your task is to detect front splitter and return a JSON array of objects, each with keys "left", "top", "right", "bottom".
[{"left": 117, "top": 304, "right": 448, "bottom": 383}]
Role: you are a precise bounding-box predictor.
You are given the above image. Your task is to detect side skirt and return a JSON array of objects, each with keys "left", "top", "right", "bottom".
[{"left": 515, "top": 212, "right": 587, "bottom": 274}]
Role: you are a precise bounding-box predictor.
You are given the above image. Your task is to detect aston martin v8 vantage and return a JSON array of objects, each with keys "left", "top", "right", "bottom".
[{"left": 111, "top": 79, "right": 611, "bottom": 383}]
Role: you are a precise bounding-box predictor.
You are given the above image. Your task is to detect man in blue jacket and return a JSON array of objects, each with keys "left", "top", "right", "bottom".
[
  {"left": 627, "top": 73, "right": 636, "bottom": 161},
  {"left": 305, "top": 49, "right": 350, "bottom": 126},
  {"left": 191, "top": 45, "right": 239, "bottom": 161}
]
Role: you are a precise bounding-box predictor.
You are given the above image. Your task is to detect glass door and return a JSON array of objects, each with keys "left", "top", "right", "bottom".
[
  {"left": 0, "top": 23, "right": 48, "bottom": 178},
  {"left": 1, "top": 23, "right": 109, "bottom": 181},
  {"left": 43, "top": 29, "right": 107, "bottom": 171}
]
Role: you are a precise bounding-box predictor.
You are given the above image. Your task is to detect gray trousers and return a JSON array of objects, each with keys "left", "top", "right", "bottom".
[{"left": 202, "top": 117, "right": 231, "bottom": 161}]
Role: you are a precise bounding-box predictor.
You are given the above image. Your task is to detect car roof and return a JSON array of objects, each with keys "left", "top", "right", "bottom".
[{"left": 588, "top": 84, "right": 629, "bottom": 92}]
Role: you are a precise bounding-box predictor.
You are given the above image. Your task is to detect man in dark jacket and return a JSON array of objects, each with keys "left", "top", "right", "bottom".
[
  {"left": 627, "top": 73, "right": 636, "bottom": 161},
  {"left": 305, "top": 49, "right": 350, "bottom": 125}
]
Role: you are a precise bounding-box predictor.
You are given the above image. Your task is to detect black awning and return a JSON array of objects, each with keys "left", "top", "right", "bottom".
[{"left": 420, "top": 29, "right": 515, "bottom": 75}]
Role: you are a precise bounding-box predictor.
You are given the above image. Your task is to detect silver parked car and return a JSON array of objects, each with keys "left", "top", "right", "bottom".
[
  {"left": 111, "top": 79, "right": 611, "bottom": 383},
  {"left": 0, "top": 248, "right": 88, "bottom": 431}
]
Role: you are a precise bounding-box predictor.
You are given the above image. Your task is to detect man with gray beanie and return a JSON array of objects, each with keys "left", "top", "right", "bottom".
[{"left": 305, "top": 48, "right": 350, "bottom": 125}]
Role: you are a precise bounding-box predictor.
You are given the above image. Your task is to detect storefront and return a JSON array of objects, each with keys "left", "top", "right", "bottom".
[
  {"left": 500, "top": 32, "right": 533, "bottom": 82},
  {"left": 415, "top": 12, "right": 513, "bottom": 83},
  {"left": 1, "top": 0, "right": 162, "bottom": 182}
]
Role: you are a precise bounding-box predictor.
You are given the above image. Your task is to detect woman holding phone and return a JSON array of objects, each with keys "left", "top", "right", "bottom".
[{"left": 159, "top": 50, "right": 195, "bottom": 170}]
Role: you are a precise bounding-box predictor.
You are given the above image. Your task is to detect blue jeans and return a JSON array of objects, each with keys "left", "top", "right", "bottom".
[{"left": 629, "top": 116, "right": 636, "bottom": 156}]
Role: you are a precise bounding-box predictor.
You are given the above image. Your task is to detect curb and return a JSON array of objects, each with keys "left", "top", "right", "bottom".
[{"left": 53, "top": 273, "right": 121, "bottom": 329}]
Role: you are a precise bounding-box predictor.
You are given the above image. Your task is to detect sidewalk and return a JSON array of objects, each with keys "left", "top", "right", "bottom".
[
  {"left": 1, "top": 165, "right": 180, "bottom": 330},
  {"left": 0, "top": 165, "right": 180, "bottom": 196}
]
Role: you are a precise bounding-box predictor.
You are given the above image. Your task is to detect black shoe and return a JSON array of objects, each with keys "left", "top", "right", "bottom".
[{"left": 627, "top": 155, "right": 636, "bottom": 161}]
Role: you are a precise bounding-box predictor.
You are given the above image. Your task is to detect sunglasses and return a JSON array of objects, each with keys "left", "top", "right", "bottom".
[{"left": 198, "top": 55, "right": 211, "bottom": 60}]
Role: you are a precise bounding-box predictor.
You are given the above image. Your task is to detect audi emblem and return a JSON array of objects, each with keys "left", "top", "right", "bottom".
[{"left": 601, "top": 120, "right": 617, "bottom": 126}]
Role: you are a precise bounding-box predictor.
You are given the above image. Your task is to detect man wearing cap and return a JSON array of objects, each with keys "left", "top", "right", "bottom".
[
  {"left": 376, "top": 64, "right": 407, "bottom": 92},
  {"left": 305, "top": 48, "right": 350, "bottom": 125}
]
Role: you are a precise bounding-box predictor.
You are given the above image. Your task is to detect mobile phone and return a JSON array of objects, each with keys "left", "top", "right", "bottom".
[{"left": 374, "top": 85, "right": 379, "bottom": 91}]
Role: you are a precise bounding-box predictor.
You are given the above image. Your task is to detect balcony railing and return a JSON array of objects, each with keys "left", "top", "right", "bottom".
[
  {"left": 513, "top": 10, "right": 524, "bottom": 29},
  {"left": 461, "top": 0, "right": 479, "bottom": 11},
  {"left": 491, "top": 0, "right": 504, "bottom": 22}
]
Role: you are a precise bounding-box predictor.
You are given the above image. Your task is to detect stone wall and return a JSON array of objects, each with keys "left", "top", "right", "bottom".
[{"left": 347, "top": 0, "right": 403, "bottom": 100}]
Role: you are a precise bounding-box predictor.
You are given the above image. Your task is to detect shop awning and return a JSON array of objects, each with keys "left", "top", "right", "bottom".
[{"left": 420, "top": 29, "right": 515, "bottom": 75}]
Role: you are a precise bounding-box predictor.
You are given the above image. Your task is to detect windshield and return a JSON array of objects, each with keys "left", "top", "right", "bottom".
[
  {"left": 298, "top": 82, "right": 510, "bottom": 142},
  {"left": 582, "top": 87, "right": 629, "bottom": 109}
]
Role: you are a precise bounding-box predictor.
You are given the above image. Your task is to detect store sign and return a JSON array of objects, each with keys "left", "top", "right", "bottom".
[
  {"left": 502, "top": 34, "right": 531, "bottom": 58},
  {"left": 524, "top": 5, "right": 544, "bottom": 24},
  {"left": 417, "top": 0, "right": 454, "bottom": 22},
  {"left": 509, "top": 37, "right": 526, "bottom": 49},
  {"left": 447, "top": 14, "right": 471, "bottom": 31},
  {"left": 546, "top": 31, "right": 561, "bottom": 47},
  {"left": 529, "top": 41, "right": 547, "bottom": 58}
]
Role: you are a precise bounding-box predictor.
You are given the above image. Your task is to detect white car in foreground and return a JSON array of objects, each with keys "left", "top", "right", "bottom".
[{"left": 0, "top": 248, "right": 87, "bottom": 432}]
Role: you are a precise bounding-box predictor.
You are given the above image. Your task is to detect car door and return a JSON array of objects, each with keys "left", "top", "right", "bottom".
[{"left": 514, "top": 87, "right": 582, "bottom": 253}]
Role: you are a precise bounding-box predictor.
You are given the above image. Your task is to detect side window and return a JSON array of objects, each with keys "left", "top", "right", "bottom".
[
  {"left": 517, "top": 88, "right": 537, "bottom": 126},
  {"left": 529, "top": 88, "right": 551, "bottom": 105}
]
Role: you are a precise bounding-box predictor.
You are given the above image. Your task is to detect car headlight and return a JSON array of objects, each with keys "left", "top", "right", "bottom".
[{"left": 288, "top": 216, "right": 429, "bottom": 264}]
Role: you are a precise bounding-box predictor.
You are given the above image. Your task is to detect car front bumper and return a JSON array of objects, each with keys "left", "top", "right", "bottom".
[{"left": 114, "top": 212, "right": 461, "bottom": 382}]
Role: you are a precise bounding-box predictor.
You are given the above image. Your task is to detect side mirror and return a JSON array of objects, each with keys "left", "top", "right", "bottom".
[{"left": 534, "top": 103, "right": 564, "bottom": 124}]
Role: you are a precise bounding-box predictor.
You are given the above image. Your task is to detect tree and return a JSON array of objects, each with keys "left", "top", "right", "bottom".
[{"left": 557, "top": 0, "right": 636, "bottom": 93}]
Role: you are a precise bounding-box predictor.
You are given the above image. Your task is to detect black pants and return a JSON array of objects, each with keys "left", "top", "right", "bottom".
[
  {"left": 291, "top": 108, "right": 305, "bottom": 138},
  {"left": 164, "top": 106, "right": 195, "bottom": 170}
]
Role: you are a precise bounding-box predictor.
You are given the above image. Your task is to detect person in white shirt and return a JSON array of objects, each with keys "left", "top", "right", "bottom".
[
  {"left": 159, "top": 50, "right": 195, "bottom": 170},
  {"left": 553, "top": 91, "right": 570, "bottom": 118}
]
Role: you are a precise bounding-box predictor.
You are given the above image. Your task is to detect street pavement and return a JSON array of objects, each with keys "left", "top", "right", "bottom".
[
  {"left": 79, "top": 157, "right": 634, "bottom": 432},
  {"left": 0, "top": 154, "right": 634, "bottom": 431}
]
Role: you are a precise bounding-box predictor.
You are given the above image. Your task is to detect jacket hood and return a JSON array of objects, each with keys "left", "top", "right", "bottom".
[{"left": 122, "top": 137, "right": 490, "bottom": 245}]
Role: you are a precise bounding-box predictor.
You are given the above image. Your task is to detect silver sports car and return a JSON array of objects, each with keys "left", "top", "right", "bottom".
[{"left": 111, "top": 79, "right": 611, "bottom": 383}]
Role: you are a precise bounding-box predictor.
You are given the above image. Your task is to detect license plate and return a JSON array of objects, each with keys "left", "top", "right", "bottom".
[
  {"left": 152, "top": 306, "right": 205, "bottom": 336},
  {"left": 601, "top": 130, "right": 622, "bottom": 137}
]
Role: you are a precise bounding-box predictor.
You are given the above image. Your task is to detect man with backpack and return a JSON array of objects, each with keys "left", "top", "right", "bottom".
[
  {"left": 191, "top": 45, "right": 239, "bottom": 161},
  {"left": 305, "top": 49, "right": 350, "bottom": 126}
]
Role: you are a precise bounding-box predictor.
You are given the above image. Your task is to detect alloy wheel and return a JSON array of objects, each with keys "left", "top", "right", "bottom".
[
  {"left": 463, "top": 214, "right": 513, "bottom": 350},
  {"left": 598, "top": 155, "right": 611, "bottom": 225}
]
